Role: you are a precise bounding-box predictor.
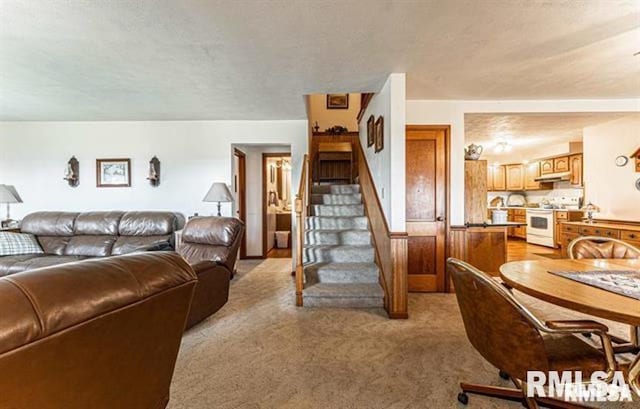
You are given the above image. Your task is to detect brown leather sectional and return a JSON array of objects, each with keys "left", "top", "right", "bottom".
[
  {"left": 0, "top": 210, "right": 185, "bottom": 275},
  {"left": 0, "top": 252, "right": 197, "bottom": 409}
]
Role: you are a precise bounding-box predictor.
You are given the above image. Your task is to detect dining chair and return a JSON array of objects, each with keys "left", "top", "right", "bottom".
[
  {"left": 568, "top": 236, "right": 640, "bottom": 349},
  {"left": 447, "top": 257, "right": 621, "bottom": 408}
]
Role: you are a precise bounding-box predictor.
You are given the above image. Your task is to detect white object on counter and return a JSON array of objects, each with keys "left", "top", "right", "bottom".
[{"left": 492, "top": 209, "right": 508, "bottom": 224}]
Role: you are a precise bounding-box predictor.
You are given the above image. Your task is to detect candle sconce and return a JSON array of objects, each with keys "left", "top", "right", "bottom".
[
  {"left": 63, "top": 156, "right": 80, "bottom": 187},
  {"left": 147, "top": 156, "right": 160, "bottom": 186}
]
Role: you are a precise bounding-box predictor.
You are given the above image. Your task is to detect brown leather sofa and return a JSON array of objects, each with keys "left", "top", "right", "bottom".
[
  {"left": 176, "top": 216, "right": 244, "bottom": 328},
  {"left": 0, "top": 252, "right": 197, "bottom": 409},
  {"left": 0, "top": 211, "right": 185, "bottom": 275}
]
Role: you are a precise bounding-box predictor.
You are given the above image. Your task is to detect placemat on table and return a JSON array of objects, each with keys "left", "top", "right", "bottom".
[{"left": 549, "top": 270, "right": 640, "bottom": 301}]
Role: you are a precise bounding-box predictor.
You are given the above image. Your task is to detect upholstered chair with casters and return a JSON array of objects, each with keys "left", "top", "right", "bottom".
[
  {"left": 567, "top": 236, "right": 640, "bottom": 351},
  {"left": 447, "top": 258, "right": 625, "bottom": 408}
]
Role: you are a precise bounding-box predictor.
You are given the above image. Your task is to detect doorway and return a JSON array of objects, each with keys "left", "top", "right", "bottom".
[
  {"left": 405, "top": 125, "right": 449, "bottom": 292},
  {"left": 262, "top": 153, "right": 293, "bottom": 258},
  {"left": 233, "top": 148, "right": 247, "bottom": 258}
]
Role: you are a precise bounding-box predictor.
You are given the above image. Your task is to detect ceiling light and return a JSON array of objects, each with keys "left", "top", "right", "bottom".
[{"left": 493, "top": 140, "right": 512, "bottom": 154}]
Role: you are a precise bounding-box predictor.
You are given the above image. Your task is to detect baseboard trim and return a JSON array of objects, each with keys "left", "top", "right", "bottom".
[
  {"left": 388, "top": 312, "right": 409, "bottom": 319},
  {"left": 242, "top": 256, "right": 266, "bottom": 260}
]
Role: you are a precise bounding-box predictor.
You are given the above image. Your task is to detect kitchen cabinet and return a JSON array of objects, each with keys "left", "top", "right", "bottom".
[
  {"left": 505, "top": 164, "right": 524, "bottom": 191},
  {"left": 487, "top": 164, "right": 494, "bottom": 191},
  {"left": 553, "top": 156, "right": 569, "bottom": 172},
  {"left": 507, "top": 208, "right": 527, "bottom": 239},
  {"left": 540, "top": 160, "right": 554, "bottom": 175},
  {"left": 560, "top": 221, "right": 640, "bottom": 257},
  {"left": 569, "top": 154, "right": 583, "bottom": 186},
  {"left": 525, "top": 162, "right": 541, "bottom": 190},
  {"left": 492, "top": 165, "right": 506, "bottom": 191}
]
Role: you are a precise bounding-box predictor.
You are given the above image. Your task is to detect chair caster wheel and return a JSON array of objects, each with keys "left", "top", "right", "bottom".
[
  {"left": 582, "top": 332, "right": 592, "bottom": 338},
  {"left": 499, "top": 370, "right": 510, "bottom": 380},
  {"left": 457, "top": 392, "right": 469, "bottom": 405}
]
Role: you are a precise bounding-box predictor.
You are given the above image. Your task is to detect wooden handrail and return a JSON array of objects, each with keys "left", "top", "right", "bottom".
[{"left": 294, "top": 154, "right": 310, "bottom": 306}]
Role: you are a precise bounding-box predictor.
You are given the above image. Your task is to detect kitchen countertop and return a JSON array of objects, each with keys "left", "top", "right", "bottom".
[
  {"left": 560, "top": 221, "right": 640, "bottom": 232},
  {"left": 488, "top": 207, "right": 582, "bottom": 212},
  {"left": 465, "top": 222, "right": 528, "bottom": 228}
]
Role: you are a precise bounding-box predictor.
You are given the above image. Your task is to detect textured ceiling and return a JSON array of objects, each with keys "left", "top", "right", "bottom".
[
  {"left": 465, "top": 112, "right": 639, "bottom": 162},
  {"left": 1, "top": 0, "right": 639, "bottom": 120}
]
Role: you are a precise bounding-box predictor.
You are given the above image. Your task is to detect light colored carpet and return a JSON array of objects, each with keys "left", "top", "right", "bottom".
[{"left": 168, "top": 259, "right": 638, "bottom": 408}]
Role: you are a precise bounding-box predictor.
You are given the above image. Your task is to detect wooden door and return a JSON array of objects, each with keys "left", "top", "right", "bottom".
[
  {"left": 569, "top": 154, "right": 583, "bottom": 186},
  {"left": 493, "top": 165, "right": 506, "bottom": 191},
  {"left": 505, "top": 164, "right": 524, "bottom": 190},
  {"left": 540, "top": 160, "right": 554, "bottom": 175},
  {"left": 405, "top": 126, "right": 447, "bottom": 292},
  {"left": 553, "top": 156, "right": 569, "bottom": 172},
  {"left": 525, "top": 162, "right": 540, "bottom": 190},
  {"left": 487, "top": 164, "right": 494, "bottom": 191},
  {"left": 233, "top": 149, "right": 247, "bottom": 258}
]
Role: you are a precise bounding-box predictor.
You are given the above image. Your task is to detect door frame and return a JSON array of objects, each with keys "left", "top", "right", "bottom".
[
  {"left": 234, "top": 148, "right": 247, "bottom": 259},
  {"left": 262, "top": 152, "right": 292, "bottom": 258},
  {"left": 405, "top": 124, "right": 451, "bottom": 292}
]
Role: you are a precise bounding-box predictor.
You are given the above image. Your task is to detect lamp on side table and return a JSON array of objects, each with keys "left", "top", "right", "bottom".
[
  {"left": 203, "top": 182, "right": 234, "bottom": 217},
  {"left": 0, "top": 184, "right": 22, "bottom": 228}
]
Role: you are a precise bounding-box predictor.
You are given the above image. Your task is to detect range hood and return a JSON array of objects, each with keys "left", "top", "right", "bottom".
[{"left": 534, "top": 171, "right": 571, "bottom": 182}]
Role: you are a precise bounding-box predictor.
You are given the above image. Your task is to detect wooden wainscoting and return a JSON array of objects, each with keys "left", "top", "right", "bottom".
[{"left": 355, "top": 139, "right": 408, "bottom": 318}]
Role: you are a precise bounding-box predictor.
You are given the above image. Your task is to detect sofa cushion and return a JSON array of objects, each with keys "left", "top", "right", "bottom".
[
  {"left": 20, "top": 212, "right": 79, "bottom": 236},
  {"left": 35, "top": 236, "right": 71, "bottom": 256},
  {"left": 182, "top": 217, "right": 243, "bottom": 246},
  {"left": 0, "top": 233, "right": 44, "bottom": 256},
  {"left": 119, "top": 212, "right": 185, "bottom": 236},
  {"left": 64, "top": 236, "right": 116, "bottom": 257},
  {"left": 112, "top": 236, "right": 173, "bottom": 256},
  {"left": 74, "top": 211, "right": 124, "bottom": 236},
  {"left": 0, "top": 255, "right": 88, "bottom": 276}
]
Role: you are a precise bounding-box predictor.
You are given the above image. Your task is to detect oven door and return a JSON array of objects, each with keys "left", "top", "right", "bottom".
[{"left": 527, "top": 210, "right": 554, "bottom": 237}]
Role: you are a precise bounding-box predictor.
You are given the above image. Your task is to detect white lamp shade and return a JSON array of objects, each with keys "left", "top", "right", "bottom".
[
  {"left": 0, "top": 185, "right": 22, "bottom": 204},
  {"left": 203, "top": 182, "right": 234, "bottom": 202}
]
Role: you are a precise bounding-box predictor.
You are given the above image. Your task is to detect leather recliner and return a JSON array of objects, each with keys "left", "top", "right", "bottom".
[
  {"left": 0, "top": 252, "right": 197, "bottom": 409},
  {"left": 176, "top": 216, "right": 244, "bottom": 329}
]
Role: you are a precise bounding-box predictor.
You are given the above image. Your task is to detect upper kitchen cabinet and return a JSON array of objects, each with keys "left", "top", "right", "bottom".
[
  {"left": 505, "top": 164, "right": 524, "bottom": 190},
  {"left": 569, "top": 154, "right": 583, "bottom": 186},
  {"left": 540, "top": 159, "right": 554, "bottom": 175},
  {"left": 525, "top": 162, "right": 541, "bottom": 190},
  {"left": 553, "top": 156, "right": 570, "bottom": 172},
  {"left": 487, "top": 164, "right": 494, "bottom": 191},
  {"left": 492, "top": 165, "right": 506, "bottom": 191}
]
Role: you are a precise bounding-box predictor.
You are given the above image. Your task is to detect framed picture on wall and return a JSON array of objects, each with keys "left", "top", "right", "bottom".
[
  {"left": 374, "top": 116, "right": 384, "bottom": 153},
  {"left": 96, "top": 158, "right": 131, "bottom": 187},
  {"left": 326, "top": 94, "right": 349, "bottom": 109},
  {"left": 367, "top": 115, "right": 375, "bottom": 147}
]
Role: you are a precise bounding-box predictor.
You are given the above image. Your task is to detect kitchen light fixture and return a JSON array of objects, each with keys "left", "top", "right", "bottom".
[
  {"left": 203, "top": 182, "right": 234, "bottom": 217},
  {"left": 63, "top": 156, "right": 80, "bottom": 187},
  {"left": 147, "top": 156, "right": 160, "bottom": 186},
  {"left": 493, "top": 139, "right": 512, "bottom": 153}
]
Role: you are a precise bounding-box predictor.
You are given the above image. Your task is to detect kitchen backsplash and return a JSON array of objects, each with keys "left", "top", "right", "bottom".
[{"left": 488, "top": 185, "right": 583, "bottom": 206}]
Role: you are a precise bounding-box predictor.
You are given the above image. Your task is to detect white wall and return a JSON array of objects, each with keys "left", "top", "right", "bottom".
[
  {"left": 357, "top": 74, "right": 406, "bottom": 231},
  {"left": 0, "top": 121, "right": 307, "bottom": 254},
  {"left": 309, "top": 93, "right": 361, "bottom": 132},
  {"left": 583, "top": 117, "right": 640, "bottom": 221},
  {"left": 406, "top": 99, "right": 640, "bottom": 226}
]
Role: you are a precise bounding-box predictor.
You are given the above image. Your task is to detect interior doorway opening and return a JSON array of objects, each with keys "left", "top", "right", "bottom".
[{"left": 263, "top": 153, "right": 293, "bottom": 258}]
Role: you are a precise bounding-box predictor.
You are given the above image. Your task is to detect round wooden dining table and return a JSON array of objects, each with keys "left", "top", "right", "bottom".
[{"left": 500, "top": 258, "right": 640, "bottom": 396}]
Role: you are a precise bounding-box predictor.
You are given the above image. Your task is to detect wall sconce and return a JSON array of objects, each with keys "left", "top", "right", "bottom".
[
  {"left": 63, "top": 156, "right": 80, "bottom": 187},
  {"left": 147, "top": 156, "right": 160, "bottom": 186}
]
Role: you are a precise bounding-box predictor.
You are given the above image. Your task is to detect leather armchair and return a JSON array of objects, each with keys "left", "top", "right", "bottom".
[
  {"left": 176, "top": 217, "right": 245, "bottom": 329},
  {"left": 447, "top": 257, "right": 627, "bottom": 408},
  {"left": 568, "top": 235, "right": 640, "bottom": 260},
  {"left": 0, "top": 252, "right": 197, "bottom": 409}
]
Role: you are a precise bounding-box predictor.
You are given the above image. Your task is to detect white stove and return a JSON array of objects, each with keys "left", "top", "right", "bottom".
[{"left": 526, "top": 197, "right": 582, "bottom": 248}]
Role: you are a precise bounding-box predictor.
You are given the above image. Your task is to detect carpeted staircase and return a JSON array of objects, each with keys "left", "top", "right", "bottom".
[{"left": 302, "top": 183, "right": 384, "bottom": 308}]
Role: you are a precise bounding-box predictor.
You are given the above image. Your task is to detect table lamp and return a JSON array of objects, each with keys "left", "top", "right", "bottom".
[
  {"left": 203, "top": 182, "right": 234, "bottom": 216},
  {"left": 0, "top": 184, "right": 23, "bottom": 224},
  {"left": 581, "top": 202, "right": 600, "bottom": 224}
]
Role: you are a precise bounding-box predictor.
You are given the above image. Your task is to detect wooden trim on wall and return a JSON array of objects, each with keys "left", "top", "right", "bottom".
[{"left": 234, "top": 148, "right": 247, "bottom": 259}]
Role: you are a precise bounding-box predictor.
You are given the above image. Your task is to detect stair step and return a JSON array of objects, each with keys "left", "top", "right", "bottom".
[
  {"left": 305, "top": 229, "right": 372, "bottom": 245},
  {"left": 311, "top": 184, "right": 360, "bottom": 195},
  {"left": 304, "top": 262, "right": 380, "bottom": 283},
  {"left": 312, "top": 204, "right": 364, "bottom": 217},
  {"left": 305, "top": 216, "right": 368, "bottom": 231},
  {"left": 311, "top": 193, "right": 362, "bottom": 205},
  {"left": 303, "top": 245, "right": 375, "bottom": 263},
  {"left": 303, "top": 283, "right": 384, "bottom": 308}
]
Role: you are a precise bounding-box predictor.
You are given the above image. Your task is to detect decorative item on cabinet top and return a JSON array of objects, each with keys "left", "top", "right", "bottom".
[
  {"left": 63, "top": 156, "right": 80, "bottom": 187},
  {"left": 464, "top": 144, "right": 483, "bottom": 160},
  {"left": 147, "top": 156, "right": 160, "bottom": 187}
]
